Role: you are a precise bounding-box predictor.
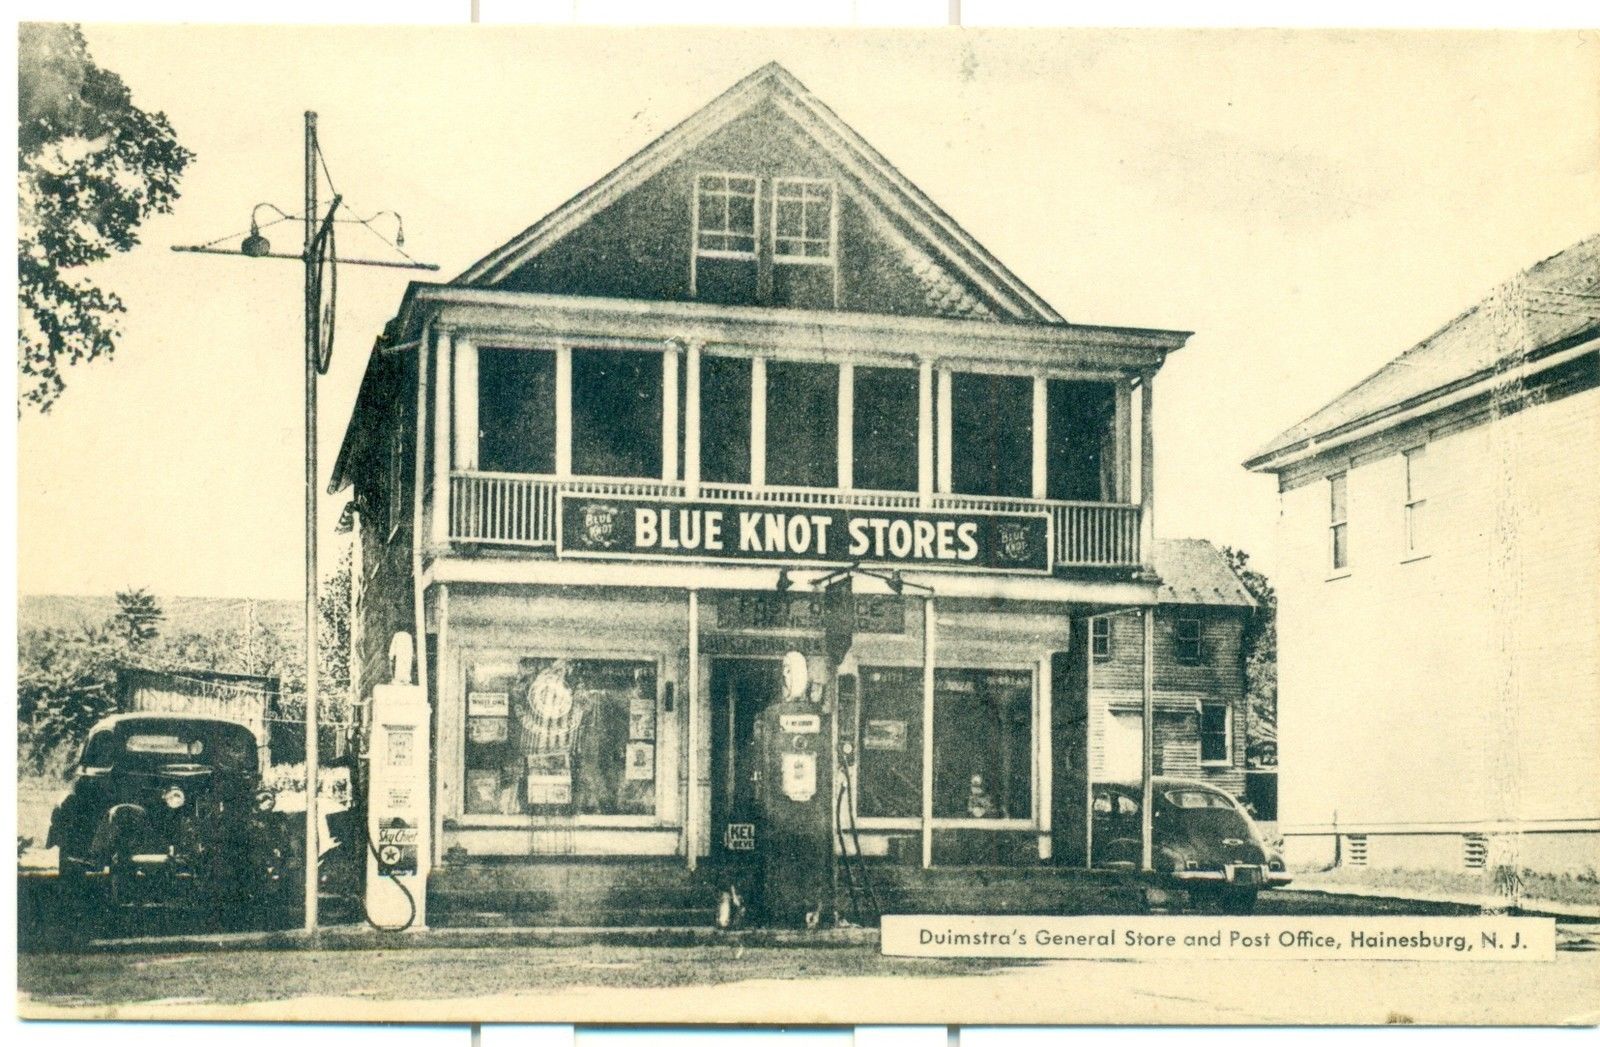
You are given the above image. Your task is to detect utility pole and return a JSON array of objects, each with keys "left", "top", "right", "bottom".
[
  {"left": 174, "top": 112, "right": 436, "bottom": 933},
  {"left": 301, "top": 112, "right": 321, "bottom": 931}
]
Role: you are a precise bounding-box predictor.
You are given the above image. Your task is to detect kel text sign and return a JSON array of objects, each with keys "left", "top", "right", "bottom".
[{"left": 558, "top": 495, "right": 1051, "bottom": 573}]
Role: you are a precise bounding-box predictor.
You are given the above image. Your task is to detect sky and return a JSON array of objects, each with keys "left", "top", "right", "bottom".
[{"left": 15, "top": 23, "right": 1600, "bottom": 600}]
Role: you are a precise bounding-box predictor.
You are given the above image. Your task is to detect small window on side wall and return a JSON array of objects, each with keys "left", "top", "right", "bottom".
[
  {"left": 386, "top": 430, "right": 405, "bottom": 537},
  {"left": 1175, "top": 617, "right": 1203, "bottom": 665},
  {"left": 1403, "top": 446, "right": 1427, "bottom": 557},
  {"left": 1090, "top": 617, "right": 1111, "bottom": 661},
  {"left": 1199, "top": 703, "right": 1231, "bottom": 766},
  {"left": 1329, "top": 472, "right": 1350, "bottom": 572}
]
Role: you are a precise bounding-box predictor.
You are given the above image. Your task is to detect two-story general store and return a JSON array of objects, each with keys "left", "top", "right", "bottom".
[{"left": 332, "top": 63, "right": 1203, "bottom": 925}]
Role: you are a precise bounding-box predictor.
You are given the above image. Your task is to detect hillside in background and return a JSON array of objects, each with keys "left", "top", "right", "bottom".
[{"left": 20, "top": 594, "right": 303, "bottom": 638}]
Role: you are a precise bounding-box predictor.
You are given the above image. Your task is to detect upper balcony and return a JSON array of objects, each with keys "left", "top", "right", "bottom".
[{"left": 410, "top": 318, "right": 1160, "bottom": 573}]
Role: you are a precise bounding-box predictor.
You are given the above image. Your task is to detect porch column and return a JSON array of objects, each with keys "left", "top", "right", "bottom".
[
  {"left": 917, "top": 358, "right": 934, "bottom": 507},
  {"left": 921, "top": 595, "right": 936, "bottom": 869},
  {"left": 1139, "top": 372, "right": 1155, "bottom": 562},
  {"left": 452, "top": 336, "right": 479, "bottom": 472},
  {"left": 936, "top": 367, "right": 953, "bottom": 495},
  {"left": 1037, "top": 651, "right": 1052, "bottom": 861},
  {"left": 686, "top": 589, "right": 700, "bottom": 870},
  {"left": 1031, "top": 375, "right": 1048, "bottom": 500},
  {"left": 750, "top": 355, "right": 768, "bottom": 487},
  {"left": 684, "top": 340, "right": 702, "bottom": 497},
  {"left": 429, "top": 327, "right": 452, "bottom": 547},
  {"left": 555, "top": 346, "right": 573, "bottom": 478},
  {"left": 837, "top": 361, "right": 854, "bottom": 490},
  {"left": 662, "top": 347, "right": 680, "bottom": 483},
  {"left": 1140, "top": 606, "right": 1155, "bottom": 873},
  {"left": 1114, "top": 379, "right": 1132, "bottom": 502}
]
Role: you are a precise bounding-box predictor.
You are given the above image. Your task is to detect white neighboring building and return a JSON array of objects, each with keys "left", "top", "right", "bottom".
[{"left": 1245, "top": 235, "right": 1600, "bottom": 875}]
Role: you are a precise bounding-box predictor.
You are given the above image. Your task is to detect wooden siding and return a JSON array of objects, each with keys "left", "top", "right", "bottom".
[
  {"left": 1086, "top": 609, "right": 1250, "bottom": 799},
  {"left": 495, "top": 102, "right": 994, "bottom": 320},
  {"left": 1274, "top": 379, "right": 1600, "bottom": 839}
]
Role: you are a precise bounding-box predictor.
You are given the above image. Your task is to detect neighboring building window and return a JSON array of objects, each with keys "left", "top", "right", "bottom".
[
  {"left": 772, "top": 178, "right": 834, "bottom": 261},
  {"left": 951, "top": 372, "right": 1033, "bottom": 497},
  {"left": 693, "top": 172, "right": 758, "bottom": 305},
  {"left": 852, "top": 365, "right": 919, "bottom": 492},
  {"left": 933, "top": 668, "right": 1033, "bottom": 820},
  {"left": 1404, "top": 445, "right": 1427, "bottom": 556},
  {"left": 1199, "top": 702, "right": 1231, "bottom": 766},
  {"left": 856, "top": 666, "right": 922, "bottom": 818},
  {"left": 1090, "top": 617, "right": 1111, "bottom": 661},
  {"left": 700, "top": 354, "right": 752, "bottom": 484},
  {"left": 765, "top": 360, "right": 838, "bottom": 488},
  {"left": 570, "top": 348, "right": 663, "bottom": 478},
  {"left": 1328, "top": 472, "right": 1349, "bottom": 571},
  {"left": 1175, "top": 617, "right": 1203, "bottom": 665},
  {"left": 462, "top": 656, "right": 658, "bottom": 817},
  {"left": 478, "top": 346, "right": 557, "bottom": 474}
]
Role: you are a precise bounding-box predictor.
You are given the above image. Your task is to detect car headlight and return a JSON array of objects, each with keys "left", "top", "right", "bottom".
[
  {"left": 162, "top": 785, "right": 186, "bottom": 809},
  {"left": 255, "top": 789, "right": 276, "bottom": 813}
]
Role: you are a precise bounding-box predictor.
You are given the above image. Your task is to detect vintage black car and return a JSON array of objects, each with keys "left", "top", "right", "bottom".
[
  {"left": 48, "top": 712, "right": 296, "bottom": 918},
  {"left": 1092, "top": 777, "right": 1291, "bottom": 912}
]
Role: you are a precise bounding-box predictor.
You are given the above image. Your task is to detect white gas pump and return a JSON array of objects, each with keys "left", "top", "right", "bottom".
[{"left": 365, "top": 643, "right": 431, "bottom": 929}]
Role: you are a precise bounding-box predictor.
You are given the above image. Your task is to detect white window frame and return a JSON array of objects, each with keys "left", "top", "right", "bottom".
[
  {"left": 1175, "top": 616, "right": 1203, "bottom": 665},
  {"left": 1403, "top": 445, "right": 1428, "bottom": 559},
  {"left": 1198, "top": 701, "right": 1233, "bottom": 767},
  {"left": 1328, "top": 472, "right": 1350, "bottom": 575},
  {"left": 771, "top": 176, "right": 837, "bottom": 265},
  {"left": 692, "top": 171, "right": 759, "bottom": 261},
  {"left": 1090, "top": 617, "right": 1112, "bottom": 661}
]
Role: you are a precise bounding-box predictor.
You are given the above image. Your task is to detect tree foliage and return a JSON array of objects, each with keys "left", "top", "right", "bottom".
[
  {"left": 18, "top": 23, "right": 194, "bottom": 412},
  {"left": 1223, "top": 546, "right": 1278, "bottom": 768},
  {"left": 111, "top": 586, "right": 163, "bottom": 646}
]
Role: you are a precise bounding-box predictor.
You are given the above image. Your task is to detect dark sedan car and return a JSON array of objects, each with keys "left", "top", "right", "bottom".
[
  {"left": 48, "top": 712, "right": 295, "bottom": 919},
  {"left": 1091, "top": 777, "right": 1291, "bottom": 912}
]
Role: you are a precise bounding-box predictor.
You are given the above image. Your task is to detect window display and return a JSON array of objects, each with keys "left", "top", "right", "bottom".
[
  {"left": 855, "top": 665, "right": 1034, "bottom": 823},
  {"left": 464, "top": 656, "right": 657, "bottom": 817},
  {"left": 855, "top": 666, "right": 921, "bottom": 818},
  {"left": 932, "top": 668, "right": 1032, "bottom": 820}
]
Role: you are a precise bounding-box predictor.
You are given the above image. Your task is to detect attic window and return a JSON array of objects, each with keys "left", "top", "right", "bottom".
[
  {"left": 773, "top": 178, "right": 834, "bottom": 261},
  {"left": 694, "top": 173, "right": 757, "bottom": 256}
]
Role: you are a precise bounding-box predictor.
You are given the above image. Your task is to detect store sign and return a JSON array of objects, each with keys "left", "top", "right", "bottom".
[{"left": 558, "top": 495, "right": 1051, "bottom": 573}]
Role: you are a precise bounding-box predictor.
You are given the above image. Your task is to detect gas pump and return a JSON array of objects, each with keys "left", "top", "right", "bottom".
[
  {"left": 365, "top": 656, "right": 431, "bottom": 929},
  {"left": 752, "top": 650, "right": 834, "bottom": 928}
]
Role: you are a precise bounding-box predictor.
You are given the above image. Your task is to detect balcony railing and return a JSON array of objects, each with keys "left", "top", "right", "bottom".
[{"left": 447, "top": 471, "right": 1142, "bottom": 568}]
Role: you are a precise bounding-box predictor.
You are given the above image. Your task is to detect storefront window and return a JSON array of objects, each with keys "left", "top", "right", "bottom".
[
  {"left": 463, "top": 657, "right": 657, "bottom": 817},
  {"left": 933, "top": 668, "right": 1032, "bottom": 820},
  {"left": 855, "top": 666, "right": 1034, "bottom": 823},
  {"left": 855, "top": 666, "right": 922, "bottom": 818}
]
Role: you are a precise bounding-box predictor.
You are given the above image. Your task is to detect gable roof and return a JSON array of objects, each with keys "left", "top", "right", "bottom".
[
  {"left": 454, "top": 61, "right": 1065, "bottom": 324},
  {"left": 1247, "top": 234, "right": 1600, "bottom": 470},
  {"left": 1152, "top": 538, "right": 1256, "bottom": 609}
]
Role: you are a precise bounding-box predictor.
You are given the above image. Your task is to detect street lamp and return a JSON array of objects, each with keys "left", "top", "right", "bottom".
[{"left": 174, "top": 112, "right": 437, "bottom": 933}]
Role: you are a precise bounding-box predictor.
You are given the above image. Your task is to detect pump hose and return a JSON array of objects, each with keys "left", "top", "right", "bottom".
[
  {"left": 351, "top": 809, "right": 416, "bottom": 933},
  {"left": 834, "top": 759, "right": 881, "bottom": 923}
]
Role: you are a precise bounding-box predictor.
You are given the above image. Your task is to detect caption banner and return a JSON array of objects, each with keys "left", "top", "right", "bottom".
[{"left": 881, "top": 915, "right": 1556, "bottom": 962}]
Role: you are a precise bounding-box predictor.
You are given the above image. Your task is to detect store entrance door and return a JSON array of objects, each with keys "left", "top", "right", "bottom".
[{"left": 709, "top": 658, "right": 781, "bottom": 919}]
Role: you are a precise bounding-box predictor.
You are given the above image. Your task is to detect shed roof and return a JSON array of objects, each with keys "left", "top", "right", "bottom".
[
  {"left": 1152, "top": 538, "right": 1256, "bottom": 609},
  {"left": 1246, "top": 234, "right": 1600, "bottom": 470}
]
